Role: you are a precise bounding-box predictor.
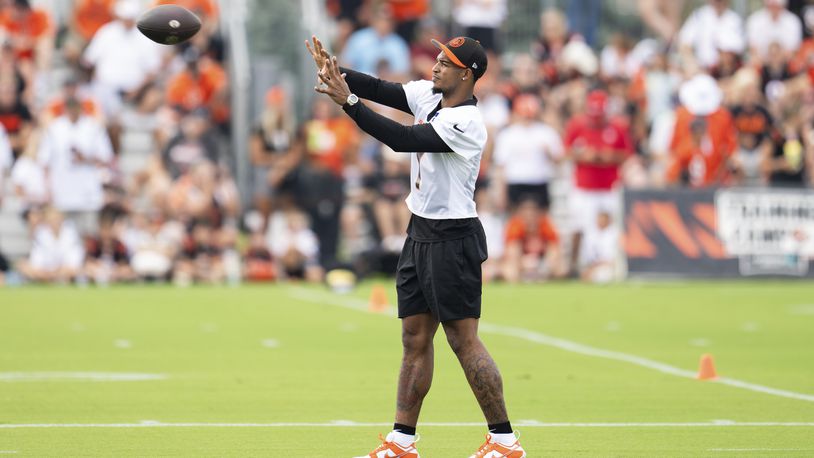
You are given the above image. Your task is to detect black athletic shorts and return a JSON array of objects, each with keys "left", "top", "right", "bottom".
[{"left": 396, "top": 214, "right": 488, "bottom": 322}]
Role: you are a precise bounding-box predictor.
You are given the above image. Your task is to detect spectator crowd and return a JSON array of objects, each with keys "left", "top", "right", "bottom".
[{"left": 0, "top": 0, "right": 813, "bottom": 288}]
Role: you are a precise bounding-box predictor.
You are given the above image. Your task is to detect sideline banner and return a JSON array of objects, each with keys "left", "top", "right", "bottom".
[{"left": 623, "top": 188, "right": 814, "bottom": 278}]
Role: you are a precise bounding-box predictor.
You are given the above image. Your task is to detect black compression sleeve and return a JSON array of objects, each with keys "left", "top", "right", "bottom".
[
  {"left": 340, "top": 67, "right": 411, "bottom": 114},
  {"left": 343, "top": 102, "right": 451, "bottom": 153}
]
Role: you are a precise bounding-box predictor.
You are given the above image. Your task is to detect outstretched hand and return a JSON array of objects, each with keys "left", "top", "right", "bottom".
[
  {"left": 305, "top": 35, "right": 330, "bottom": 72},
  {"left": 314, "top": 55, "right": 351, "bottom": 107}
]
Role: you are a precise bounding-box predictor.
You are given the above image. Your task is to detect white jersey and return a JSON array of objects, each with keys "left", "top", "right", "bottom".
[{"left": 402, "top": 80, "right": 487, "bottom": 220}]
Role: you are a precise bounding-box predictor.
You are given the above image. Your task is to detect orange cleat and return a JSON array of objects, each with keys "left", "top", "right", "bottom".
[
  {"left": 353, "top": 432, "right": 420, "bottom": 458},
  {"left": 469, "top": 434, "right": 526, "bottom": 458}
]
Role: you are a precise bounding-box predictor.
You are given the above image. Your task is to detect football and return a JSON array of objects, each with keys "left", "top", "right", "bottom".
[{"left": 137, "top": 4, "right": 201, "bottom": 45}]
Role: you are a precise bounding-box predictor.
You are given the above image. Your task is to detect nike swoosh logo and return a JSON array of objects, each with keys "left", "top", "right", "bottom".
[{"left": 453, "top": 123, "right": 464, "bottom": 133}]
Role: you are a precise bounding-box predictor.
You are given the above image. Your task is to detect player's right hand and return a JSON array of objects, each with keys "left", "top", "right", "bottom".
[{"left": 305, "top": 35, "right": 330, "bottom": 73}]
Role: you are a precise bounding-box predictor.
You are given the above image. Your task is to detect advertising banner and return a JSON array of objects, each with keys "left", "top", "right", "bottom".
[{"left": 623, "top": 188, "right": 814, "bottom": 278}]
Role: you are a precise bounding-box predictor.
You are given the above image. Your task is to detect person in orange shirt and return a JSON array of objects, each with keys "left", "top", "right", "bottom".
[
  {"left": 667, "top": 116, "right": 739, "bottom": 187},
  {"left": 153, "top": 0, "right": 218, "bottom": 38},
  {"left": 303, "top": 97, "right": 359, "bottom": 177},
  {"left": 154, "top": 0, "right": 218, "bottom": 21},
  {"left": 0, "top": 0, "right": 55, "bottom": 70},
  {"left": 787, "top": 8, "right": 814, "bottom": 94},
  {"left": 388, "top": 0, "right": 429, "bottom": 42},
  {"left": 64, "top": 0, "right": 116, "bottom": 65},
  {"left": 166, "top": 47, "right": 229, "bottom": 124},
  {"left": 668, "top": 73, "right": 738, "bottom": 187},
  {"left": 501, "top": 197, "right": 563, "bottom": 283}
]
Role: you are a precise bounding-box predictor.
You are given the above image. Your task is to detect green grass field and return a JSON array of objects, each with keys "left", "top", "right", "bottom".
[{"left": 1, "top": 282, "right": 814, "bottom": 457}]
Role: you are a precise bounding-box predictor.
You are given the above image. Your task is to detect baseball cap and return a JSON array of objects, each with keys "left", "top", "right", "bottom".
[{"left": 431, "top": 36, "right": 488, "bottom": 80}]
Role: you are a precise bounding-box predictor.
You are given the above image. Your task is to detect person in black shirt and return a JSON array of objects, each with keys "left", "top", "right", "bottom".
[
  {"left": 249, "top": 87, "right": 296, "bottom": 222},
  {"left": 766, "top": 118, "right": 813, "bottom": 187},
  {"left": 0, "top": 82, "right": 32, "bottom": 159},
  {"left": 731, "top": 84, "right": 774, "bottom": 185},
  {"left": 83, "top": 217, "right": 135, "bottom": 284}
]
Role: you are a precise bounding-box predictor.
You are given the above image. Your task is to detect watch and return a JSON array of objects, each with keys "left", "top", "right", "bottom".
[{"left": 346, "top": 93, "right": 359, "bottom": 106}]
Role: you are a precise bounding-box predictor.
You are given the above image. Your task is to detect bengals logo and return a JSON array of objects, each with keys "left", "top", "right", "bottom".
[{"left": 449, "top": 37, "right": 465, "bottom": 47}]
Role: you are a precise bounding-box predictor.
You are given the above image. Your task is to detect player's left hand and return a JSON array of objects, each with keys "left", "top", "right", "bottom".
[{"left": 315, "top": 55, "right": 351, "bottom": 106}]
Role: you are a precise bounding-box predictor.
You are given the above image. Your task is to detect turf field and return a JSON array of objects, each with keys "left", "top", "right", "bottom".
[{"left": 1, "top": 281, "right": 813, "bottom": 457}]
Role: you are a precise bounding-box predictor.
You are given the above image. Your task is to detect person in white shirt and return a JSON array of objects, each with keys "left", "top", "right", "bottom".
[
  {"left": 11, "top": 141, "right": 48, "bottom": 211},
  {"left": 17, "top": 206, "right": 84, "bottom": 283},
  {"left": 81, "top": 0, "right": 162, "bottom": 119},
  {"left": 37, "top": 97, "right": 113, "bottom": 233},
  {"left": 266, "top": 209, "right": 322, "bottom": 281},
  {"left": 452, "top": 0, "right": 507, "bottom": 52},
  {"left": 678, "top": 0, "right": 745, "bottom": 69},
  {"left": 0, "top": 124, "right": 11, "bottom": 206},
  {"left": 746, "top": 0, "right": 802, "bottom": 64},
  {"left": 580, "top": 211, "right": 619, "bottom": 284},
  {"left": 307, "top": 35, "right": 525, "bottom": 457},
  {"left": 493, "top": 93, "right": 564, "bottom": 210}
]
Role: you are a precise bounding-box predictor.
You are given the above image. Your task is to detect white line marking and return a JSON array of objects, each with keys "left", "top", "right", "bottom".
[
  {"left": 0, "top": 452, "right": 18, "bottom": 454},
  {"left": 0, "top": 421, "right": 812, "bottom": 429},
  {"left": 0, "top": 372, "right": 167, "bottom": 382},
  {"left": 604, "top": 321, "right": 621, "bottom": 332},
  {"left": 289, "top": 287, "right": 814, "bottom": 403},
  {"left": 261, "top": 339, "right": 280, "bottom": 348},
  {"left": 789, "top": 304, "right": 814, "bottom": 316},
  {"left": 113, "top": 339, "right": 132, "bottom": 349},
  {"left": 689, "top": 338, "right": 710, "bottom": 347},
  {"left": 709, "top": 449, "right": 813, "bottom": 452}
]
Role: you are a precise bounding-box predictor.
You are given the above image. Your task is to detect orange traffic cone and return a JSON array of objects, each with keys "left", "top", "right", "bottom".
[
  {"left": 697, "top": 353, "right": 718, "bottom": 380},
  {"left": 368, "top": 284, "right": 390, "bottom": 313}
]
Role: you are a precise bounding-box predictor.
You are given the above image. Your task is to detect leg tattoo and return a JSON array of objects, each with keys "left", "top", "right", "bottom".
[
  {"left": 395, "top": 344, "right": 434, "bottom": 425},
  {"left": 456, "top": 340, "right": 509, "bottom": 424}
]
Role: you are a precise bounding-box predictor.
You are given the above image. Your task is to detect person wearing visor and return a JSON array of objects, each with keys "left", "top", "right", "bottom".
[{"left": 306, "top": 35, "right": 526, "bottom": 458}]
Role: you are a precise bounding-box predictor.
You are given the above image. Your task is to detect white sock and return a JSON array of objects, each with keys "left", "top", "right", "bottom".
[
  {"left": 388, "top": 430, "right": 416, "bottom": 447},
  {"left": 491, "top": 432, "right": 516, "bottom": 446}
]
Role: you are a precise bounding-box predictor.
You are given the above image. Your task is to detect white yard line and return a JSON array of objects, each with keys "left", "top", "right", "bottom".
[
  {"left": 709, "top": 449, "right": 814, "bottom": 452},
  {"left": 0, "top": 421, "right": 813, "bottom": 429},
  {"left": 288, "top": 287, "right": 814, "bottom": 403},
  {"left": 0, "top": 372, "right": 167, "bottom": 382}
]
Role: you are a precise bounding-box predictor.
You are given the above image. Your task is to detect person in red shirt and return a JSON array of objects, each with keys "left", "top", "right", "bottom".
[
  {"left": 501, "top": 197, "right": 562, "bottom": 283},
  {"left": 563, "top": 89, "right": 633, "bottom": 273},
  {"left": 0, "top": 0, "right": 55, "bottom": 70}
]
